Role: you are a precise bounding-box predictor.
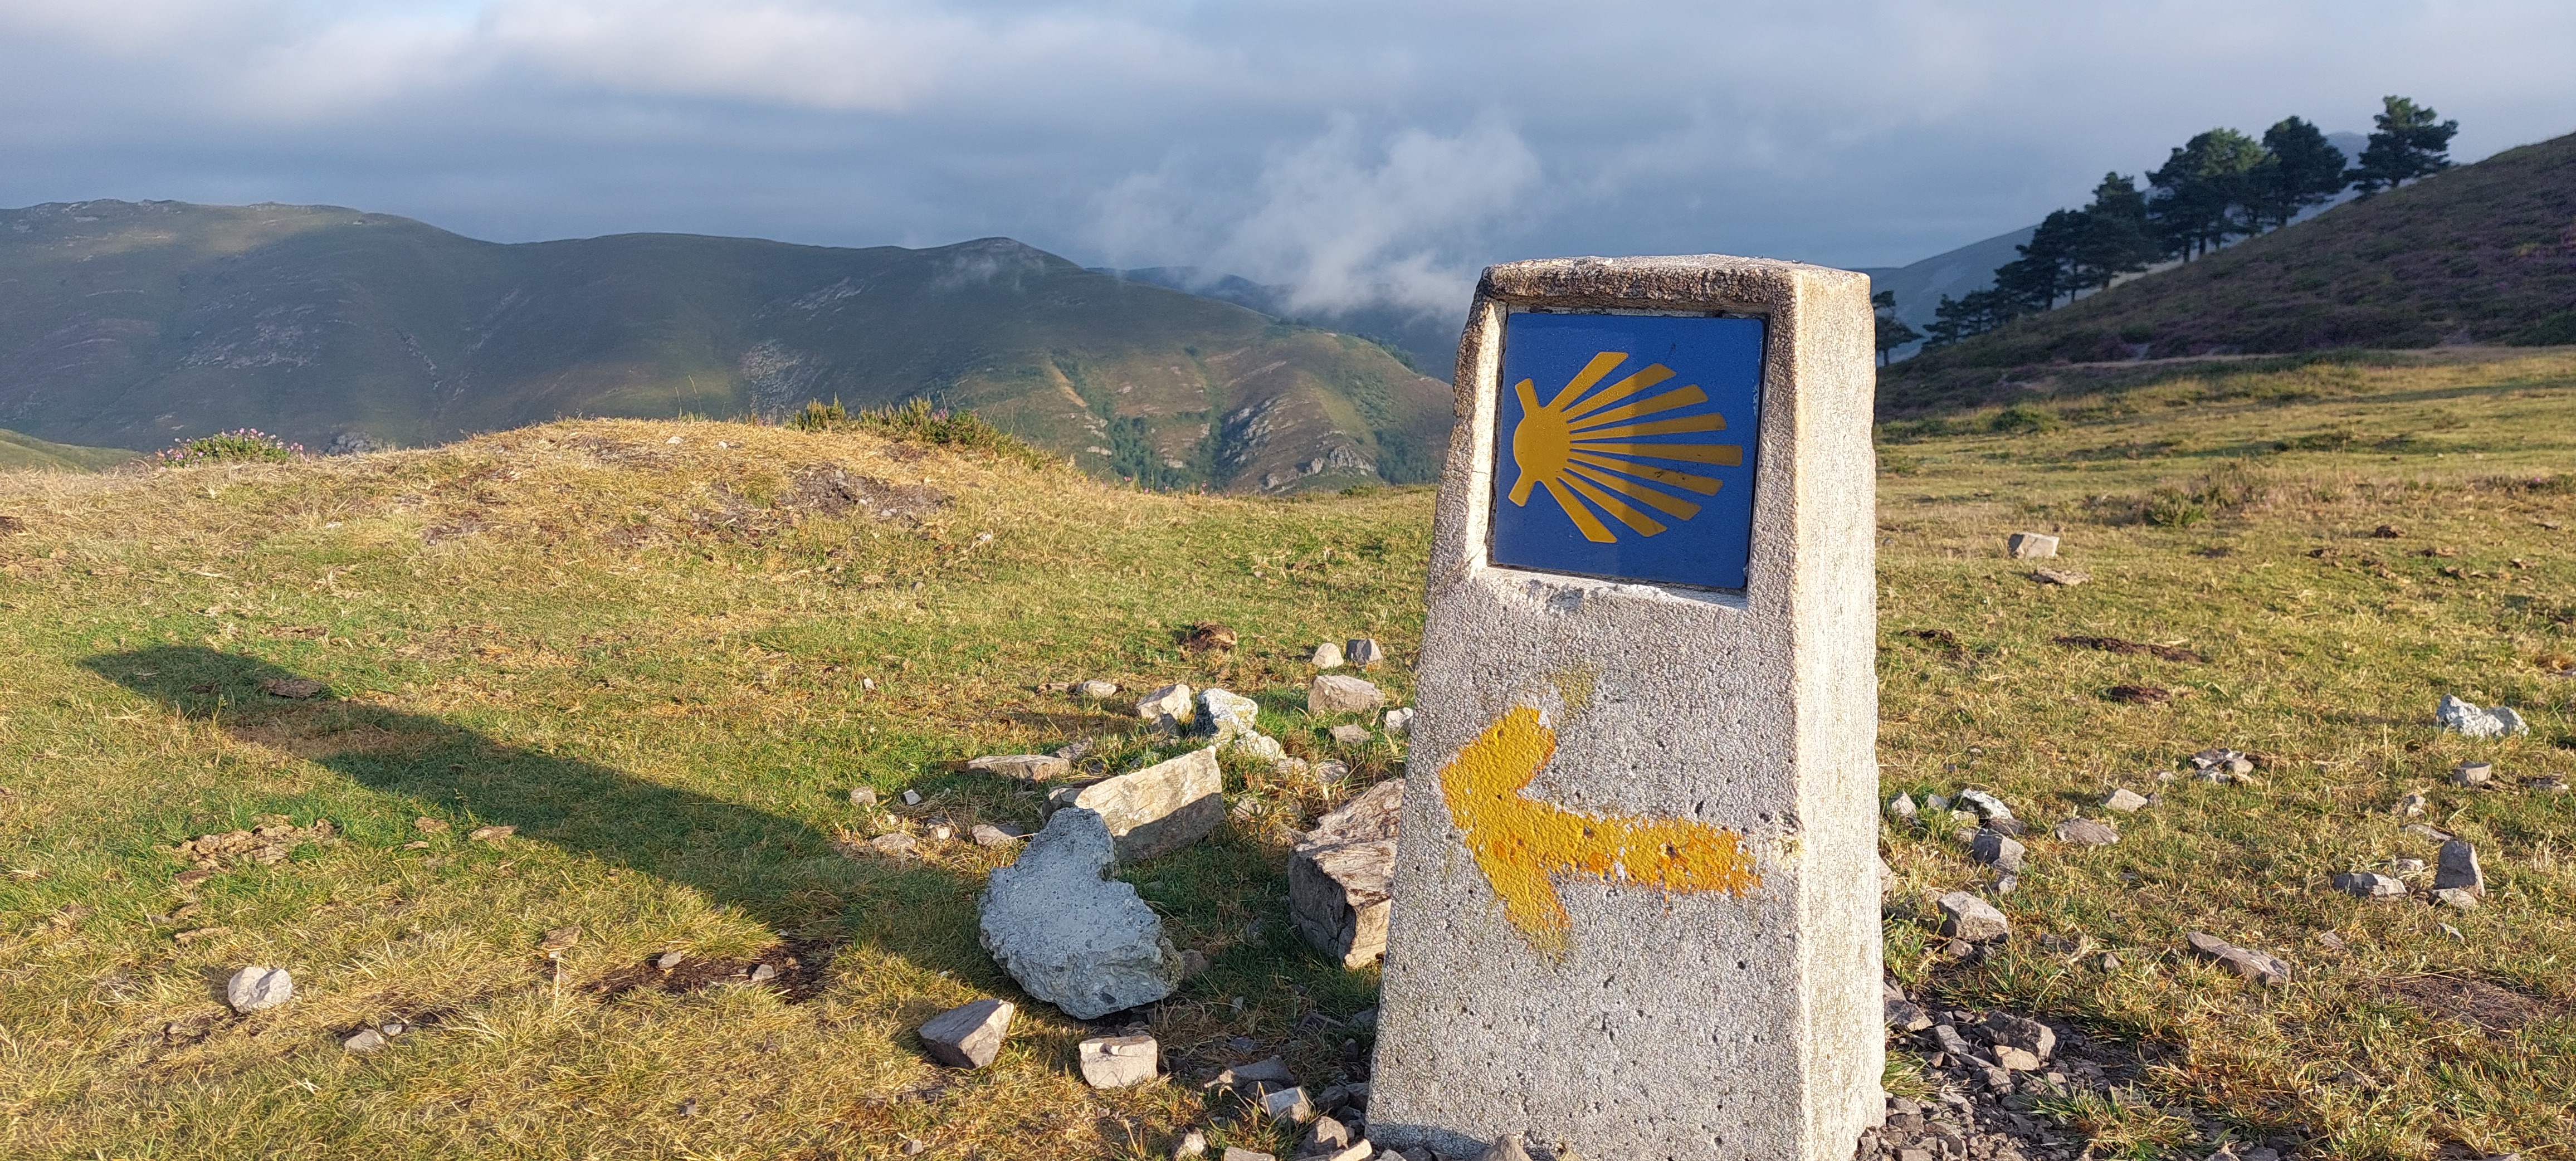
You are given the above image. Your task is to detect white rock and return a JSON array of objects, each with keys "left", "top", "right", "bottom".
[
  {"left": 1382, "top": 707, "right": 1414, "bottom": 735},
  {"left": 342, "top": 1027, "right": 387, "bottom": 1053},
  {"left": 2333, "top": 871, "right": 2407, "bottom": 898},
  {"left": 978, "top": 809, "right": 1178, "bottom": 1019},
  {"left": 1290, "top": 779, "right": 1404, "bottom": 969},
  {"left": 2052, "top": 818, "right": 2119, "bottom": 847},
  {"left": 901, "top": 789, "right": 922, "bottom": 806},
  {"left": 1077, "top": 1033, "right": 1160, "bottom": 1088},
  {"left": 2185, "top": 930, "right": 2290, "bottom": 985},
  {"left": 1311, "top": 642, "right": 1345, "bottom": 669},
  {"left": 2436, "top": 695, "right": 2516, "bottom": 739},
  {"left": 849, "top": 787, "right": 879, "bottom": 807},
  {"left": 2102, "top": 788, "right": 2149, "bottom": 812},
  {"left": 1197, "top": 687, "right": 1261, "bottom": 743},
  {"left": 1257, "top": 1085, "right": 1314, "bottom": 1123},
  {"left": 919, "top": 998, "right": 1014, "bottom": 1068},
  {"left": 970, "top": 823, "right": 1027, "bottom": 847},
  {"left": 1136, "top": 683, "right": 1196, "bottom": 725},
  {"left": 1075, "top": 680, "right": 1120, "bottom": 699},
  {"left": 1885, "top": 793, "right": 1917, "bottom": 821},
  {"left": 226, "top": 965, "right": 294, "bottom": 1013},
  {"left": 1955, "top": 789, "right": 2013, "bottom": 820},
  {"left": 1042, "top": 748, "right": 1225, "bottom": 862},
  {"left": 2006, "top": 532, "right": 2059, "bottom": 559},
  {"left": 1307, "top": 674, "right": 1384, "bottom": 714},
  {"left": 1328, "top": 724, "right": 1373, "bottom": 745},
  {"left": 1936, "top": 892, "right": 2009, "bottom": 942},
  {"left": 1231, "top": 732, "right": 1289, "bottom": 764},
  {"left": 968, "top": 754, "right": 1071, "bottom": 781},
  {"left": 2453, "top": 762, "right": 2494, "bottom": 787}
]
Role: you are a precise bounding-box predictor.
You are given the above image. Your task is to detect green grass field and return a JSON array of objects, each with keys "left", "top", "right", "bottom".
[{"left": 2, "top": 348, "right": 2572, "bottom": 1159}]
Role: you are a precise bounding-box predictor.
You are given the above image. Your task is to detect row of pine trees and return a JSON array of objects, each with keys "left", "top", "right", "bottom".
[{"left": 1877, "top": 96, "right": 2462, "bottom": 361}]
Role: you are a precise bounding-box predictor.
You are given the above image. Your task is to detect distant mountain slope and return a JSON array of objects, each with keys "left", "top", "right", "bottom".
[
  {"left": 0, "top": 428, "right": 135, "bottom": 472},
  {"left": 0, "top": 201, "right": 1450, "bottom": 492},
  {"left": 1886, "top": 129, "right": 2576, "bottom": 387},
  {"left": 1095, "top": 266, "right": 1463, "bottom": 377}
]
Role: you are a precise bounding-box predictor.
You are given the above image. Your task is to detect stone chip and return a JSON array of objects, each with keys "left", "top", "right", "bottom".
[{"left": 919, "top": 998, "right": 1014, "bottom": 1069}]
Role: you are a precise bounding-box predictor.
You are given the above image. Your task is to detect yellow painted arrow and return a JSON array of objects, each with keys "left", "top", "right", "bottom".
[{"left": 1438, "top": 705, "right": 1762, "bottom": 952}]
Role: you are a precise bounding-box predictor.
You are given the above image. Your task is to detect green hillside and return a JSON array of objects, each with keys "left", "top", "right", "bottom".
[
  {"left": 1884, "top": 129, "right": 2576, "bottom": 411},
  {"left": 0, "top": 428, "right": 137, "bottom": 472},
  {"left": 0, "top": 201, "right": 1449, "bottom": 492}
]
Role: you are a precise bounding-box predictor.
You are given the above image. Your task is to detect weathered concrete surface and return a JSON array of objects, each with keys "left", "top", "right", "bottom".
[
  {"left": 1042, "top": 747, "right": 1224, "bottom": 862},
  {"left": 1290, "top": 778, "right": 1404, "bottom": 968},
  {"left": 1370, "top": 255, "right": 1881, "bottom": 1159},
  {"left": 978, "top": 808, "right": 1179, "bottom": 1018}
]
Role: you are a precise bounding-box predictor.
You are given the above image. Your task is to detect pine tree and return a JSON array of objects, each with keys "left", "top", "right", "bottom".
[
  {"left": 1920, "top": 289, "right": 2022, "bottom": 350},
  {"left": 2249, "top": 116, "right": 2350, "bottom": 230},
  {"left": 1994, "top": 209, "right": 2087, "bottom": 312},
  {"left": 2148, "top": 128, "right": 2268, "bottom": 260},
  {"left": 1872, "top": 290, "right": 1921, "bottom": 367},
  {"left": 2348, "top": 96, "right": 2459, "bottom": 194},
  {"left": 2071, "top": 173, "right": 2156, "bottom": 291}
]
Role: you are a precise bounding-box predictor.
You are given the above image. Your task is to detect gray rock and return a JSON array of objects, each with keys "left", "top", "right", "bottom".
[
  {"left": 1290, "top": 779, "right": 1403, "bottom": 968},
  {"left": 850, "top": 787, "right": 878, "bottom": 807},
  {"left": 1344, "top": 638, "right": 1385, "bottom": 668},
  {"left": 1314, "top": 759, "right": 1350, "bottom": 782},
  {"left": 1992, "top": 872, "right": 2019, "bottom": 896},
  {"left": 1198, "top": 688, "right": 1262, "bottom": 743},
  {"left": 1886, "top": 793, "right": 1918, "bottom": 821},
  {"left": 2392, "top": 857, "right": 2425, "bottom": 875},
  {"left": 226, "top": 965, "right": 293, "bottom": 1013},
  {"left": 1936, "top": 892, "right": 2009, "bottom": 943},
  {"left": 919, "top": 998, "right": 1015, "bottom": 1068},
  {"left": 1042, "top": 748, "right": 1225, "bottom": 862},
  {"left": 2052, "top": 818, "right": 2119, "bottom": 847},
  {"left": 2006, "top": 532, "right": 2059, "bottom": 559},
  {"left": 978, "top": 809, "right": 1178, "bottom": 1018},
  {"left": 1923, "top": 793, "right": 1950, "bottom": 812},
  {"left": 1884, "top": 996, "right": 1932, "bottom": 1032},
  {"left": 1979, "top": 1012, "right": 2055, "bottom": 1064},
  {"left": 1232, "top": 732, "right": 1290, "bottom": 764},
  {"left": 2434, "top": 839, "right": 2484, "bottom": 896},
  {"left": 1967, "top": 829, "right": 2024, "bottom": 872},
  {"left": 1955, "top": 789, "right": 2013, "bottom": 820},
  {"left": 968, "top": 754, "right": 1071, "bottom": 781},
  {"left": 1311, "top": 642, "right": 1346, "bottom": 669},
  {"left": 1307, "top": 674, "right": 1384, "bottom": 714},
  {"left": 2405, "top": 822, "right": 2456, "bottom": 842},
  {"left": 1382, "top": 707, "right": 1414, "bottom": 735},
  {"left": 2032, "top": 567, "right": 2088, "bottom": 586},
  {"left": 970, "top": 823, "right": 1027, "bottom": 847},
  {"left": 1137, "top": 683, "right": 1196, "bottom": 725},
  {"left": 1329, "top": 724, "right": 1373, "bottom": 745},
  {"left": 2436, "top": 695, "right": 2522, "bottom": 739},
  {"left": 1077, "top": 1033, "right": 1160, "bottom": 1088},
  {"left": 2185, "top": 931, "right": 2290, "bottom": 986},
  {"left": 2492, "top": 706, "right": 2529, "bottom": 735},
  {"left": 871, "top": 832, "right": 918, "bottom": 857},
  {"left": 2434, "top": 887, "right": 2481, "bottom": 910},
  {"left": 1214, "top": 1057, "right": 1297, "bottom": 1090},
  {"left": 342, "top": 1027, "right": 387, "bottom": 1053},
  {"left": 2453, "top": 762, "right": 2494, "bottom": 787},
  {"left": 1075, "top": 679, "right": 1120, "bottom": 699},
  {"left": 1260, "top": 1085, "right": 1315, "bottom": 1123},
  {"left": 2333, "top": 871, "right": 2407, "bottom": 897},
  {"left": 1222, "top": 1150, "right": 1276, "bottom": 1161},
  {"left": 2102, "top": 788, "right": 2149, "bottom": 813},
  {"left": 2392, "top": 792, "right": 2428, "bottom": 818},
  {"left": 1304, "top": 1114, "right": 1357, "bottom": 1153},
  {"left": 901, "top": 789, "right": 922, "bottom": 806},
  {"left": 1483, "top": 1137, "right": 1533, "bottom": 1161},
  {"left": 1174, "top": 1130, "right": 1208, "bottom": 1158}
]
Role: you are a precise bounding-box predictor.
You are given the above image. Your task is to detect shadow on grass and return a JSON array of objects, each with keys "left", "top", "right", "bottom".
[{"left": 84, "top": 645, "right": 977, "bottom": 947}]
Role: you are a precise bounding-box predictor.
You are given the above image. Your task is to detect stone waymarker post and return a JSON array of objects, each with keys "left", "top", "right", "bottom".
[{"left": 1369, "top": 256, "right": 1881, "bottom": 1159}]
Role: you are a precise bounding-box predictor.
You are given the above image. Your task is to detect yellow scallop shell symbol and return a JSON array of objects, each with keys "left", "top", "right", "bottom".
[{"left": 1507, "top": 350, "right": 1744, "bottom": 543}]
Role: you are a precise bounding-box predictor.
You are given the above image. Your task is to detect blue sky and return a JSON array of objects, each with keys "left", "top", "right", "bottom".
[{"left": 6, "top": 1, "right": 2571, "bottom": 320}]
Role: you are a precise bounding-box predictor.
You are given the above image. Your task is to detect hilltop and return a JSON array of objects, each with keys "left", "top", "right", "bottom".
[
  {"left": 1882, "top": 130, "right": 2576, "bottom": 411},
  {"left": 0, "top": 428, "right": 134, "bottom": 472},
  {"left": 0, "top": 201, "right": 1448, "bottom": 492}
]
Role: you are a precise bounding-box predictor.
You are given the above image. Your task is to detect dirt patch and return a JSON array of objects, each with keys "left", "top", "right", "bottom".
[
  {"left": 784, "top": 466, "right": 946, "bottom": 521},
  {"left": 173, "top": 816, "right": 340, "bottom": 869},
  {"left": 1901, "top": 627, "right": 1963, "bottom": 651},
  {"left": 0, "top": 515, "right": 23, "bottom": 534},
  {"left": 582, "top": 939, "right": 838, "bottom": 1004},
  {"left": 2372, "top": 974, "right": 2560, "bottom": 1037},
  {"left": 235, "top": 718, "right": 438, "bottom": 759},
  {"left": 2053, "top": 635, "right": 2205, "bottom": 663},
  {"left": 558, "top": 435, "right": 675, "bottom": 469},
  {"left": 2106, "top": 685, "right": 2173, "bottom": 705}
]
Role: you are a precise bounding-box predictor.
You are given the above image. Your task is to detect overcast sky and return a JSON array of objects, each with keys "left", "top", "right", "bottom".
[{"left": 6, "top": 1, "right": 2572, "bottom": 318}]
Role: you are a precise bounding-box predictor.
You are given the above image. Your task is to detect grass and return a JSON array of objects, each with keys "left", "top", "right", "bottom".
[{"left": 1, "top": 346, "right": 2573, "bottom": 1158}]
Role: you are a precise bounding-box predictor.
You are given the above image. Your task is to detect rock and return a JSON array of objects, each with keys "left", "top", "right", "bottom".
[
  {"left": 1967, "top": 829, "right": 2024, "bottom": 872},
  {"left": 1198, "top": 688, "right": 1262, "bottom": 743},
  {"left": 2052, "top": 818, "right": 2119, "bottom": 847},
  {"left": 1076, "top": 679, "right": 1120, "bottom": 699},
  {"left": 2006, "top": 532, "right": 2059, "bottom": 559},
  {"left": 2185, "top": 930, "right": 2290, "bottom": 986},
  {"left": 414, "top": 817, "right": 450, "bottom": 833},
  {"left": 1314, "top": 759, "right": 1350, "bottom": 782},
  {"left": 1137, "top": 683, "right": 1196, "bottom": 726},
  {"left": 902, "top": 789, "right": 923, "bottom": 806},
  {"left": 1077, "top": 1033, "right": 1160, "bottom": 1088},
  {"left": 656, "top": 949, "right": 688, "bottom": 970},
  {"left": 1936, "top": 892, "right": 2009, "bottom": 943},
  {"left": 1176, "top": 948, "right": 1210, "bottom": 978},
  {"left": 2452, "top": 761, "right": 2494, "bottom": 787},
  {"left": 968, "top": 754, "right": 1071, "bottom": 781},
  {"left": 1043, "top": 747, "right": 1225, "bottom": 862},
  {"left": 1885, "top": 995, "right": 1932, "bottom": 1032},
  {"left": 1886, "top": 793, "right": 1918, "bottom": 821},
  {"left": 1311, "top": 642, "right": 1346, "bottom": 669},
  {"left": 919, "top": 998, "right": 1016, "bottom": 1068},
  {"left": 2392, "top": 792, "right": 2427, "bottom": 818},
  {"left": 2189, "top": 747, "right": 2253, "bottom": 774},
  {"left": 2404, "top": 822, "right": 2456, "bottom": 842},
  {"left": 970, "top": 823, "right": 1027, "bottom": 847},
  {"left": 226, "top": 965, "right": 294, "bottom": 1013},
  {"left": 1955, "top": 789, "right": 2013, "bottom": 821},
  {"left": 467, "top": 825, "right": 514, "bottom": 842},
  {"left": 2099, "top": 952, "right": 2122, "bottom": 971},
  {"left": 343, "top": 1027, "right": 388, "bottom": 1053},
  {"left": 1992, "top": 872, "right": 2018, "bottom": 895},
  {"left": 1222, "top": 1150, "right": 1275, "bottom": 1161},
  {"left": 850, "top": 787, "right": 879, "bottom": 807},
  {"left": 1304, "top": 1114, "right": 1357, "bottom": 1153},
  {"left": 2032, "top": 568, "right": 2088, "bottom": 586},
  {"left": 1329, "top": 724, "right": 1373, "bottom": 745},
  {"left": 871, "top": 832, "right": 918, "bottom": 857},
  {"left": 2102, "top": 788, "right": 2149, "bottom": 813},
  {"left": 260, "top": 677, "right": 326, "bottom": 699},
  {"left": 2436, "top": 695, "right": 2525, "bottom": 739},
  {"left": 1290, "top": 779, "right": 1404, "bottom": 968},
  {"left": 1233, "top": 733, "right": 1290, "bottom": 764},
  {"left": 1259, "top": 1085, "right": 1315, "bottom": 1123},
  {"left": 2434, "top": 887, "right": 2481, "bottom": 910},
  {"left": 2434, "top": 838, "right": 2484, "bottom": 896},
  {"left": 1344, "top": 638, "right": 1385, "bottom": 668},
  {"left": 1307, "top": 675, "right": 1384, "bottom": 714},
  {"left": 1979, "top": 1012, "right": 2055, "bottom": 1065},
  {"left": 2332, "top": 871, "right": 2407, "bottom": 897},
  {"left": 1382, "top": 707, "right": 1414, "bottom": 735},
  {"left": 1174, "top": 1130, "right": 1209, "bottom": 1158},
  {"left": 1214, "top": 1057, "right": 1297, "bottom": 1090},
  {"left": 1923, "top": 793, "right": 1950, "bottom": 812},
  {"left": 1484, "top": 1137, "right": 1534, "bottom": 1161},
  {"left": 978, "top": 808, "right": 1178, "bottom": 1019},
  {"left": 2392, "top": 857, "right": 2424, "bottom": 875}
]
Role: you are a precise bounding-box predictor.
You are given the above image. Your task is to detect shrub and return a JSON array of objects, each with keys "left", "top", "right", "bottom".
[
  {"left": 153, "top": 429, "right": 306, "bottom": 467},
  {"left": 789, "top": 397, "right": 1051, "bottom": 469},
  {"left": 1988, "top": 404, "right": 2058, "bottom": 435},
  {"left": 2142, "top": 487, "right": 2207, "bottom": 527}
]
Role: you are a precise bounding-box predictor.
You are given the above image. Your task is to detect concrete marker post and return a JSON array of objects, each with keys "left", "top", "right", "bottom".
[{"left": 1368, "top": 255, "right": 1881, "bottom": 1159}]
